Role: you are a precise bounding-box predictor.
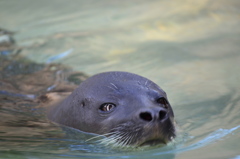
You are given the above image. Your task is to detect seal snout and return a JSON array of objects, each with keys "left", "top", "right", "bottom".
[{"left": 139, "top": 108, "right": 168, "bottom": 123}]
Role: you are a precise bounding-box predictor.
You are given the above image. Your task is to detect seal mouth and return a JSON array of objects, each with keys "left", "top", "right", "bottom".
[{"left": 140, "top": 138, "right": 167, "bottom": 146}]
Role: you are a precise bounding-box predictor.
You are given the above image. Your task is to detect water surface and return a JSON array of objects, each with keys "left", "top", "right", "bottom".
[{"left": 0, "top": 0, "right": 240, "bottom": 158}]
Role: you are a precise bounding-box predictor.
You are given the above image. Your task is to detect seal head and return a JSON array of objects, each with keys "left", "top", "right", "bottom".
[{"left": 48, "top": 71, "right": 175, "bottom": 146}]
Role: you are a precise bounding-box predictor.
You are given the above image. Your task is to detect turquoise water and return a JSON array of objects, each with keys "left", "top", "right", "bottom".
[{"left": 1, "top": 0, "right": 240, "bottom": 158}]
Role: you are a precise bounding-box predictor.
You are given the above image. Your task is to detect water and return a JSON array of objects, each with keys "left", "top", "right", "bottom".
[{"left": 1, "top": 0, "right": 240, "bottom": 158}]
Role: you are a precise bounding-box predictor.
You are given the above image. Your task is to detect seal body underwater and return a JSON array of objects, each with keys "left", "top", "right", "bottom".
[{"left": 48, "top": 71, "right": 176, "bottom": 146}]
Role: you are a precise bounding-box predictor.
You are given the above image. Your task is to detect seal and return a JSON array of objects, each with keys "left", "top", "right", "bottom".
[{"left": 48, "top": 71, "right": 176, "bottom": 146}]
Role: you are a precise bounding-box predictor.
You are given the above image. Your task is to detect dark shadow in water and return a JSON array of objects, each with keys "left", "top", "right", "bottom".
[
  {"left": 0, "top": 49, "right": 176, "bottom": 158},
  {"left": 0, "top": 48, "right": 102, "bottom": 157},
  {"left": 0, "top": 29, "right": 176, "bottom": 158}
]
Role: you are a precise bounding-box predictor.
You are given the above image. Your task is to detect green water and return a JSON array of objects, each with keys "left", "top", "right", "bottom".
[{"left": 0, "top": 0, "right": 240, "bottom": 158}]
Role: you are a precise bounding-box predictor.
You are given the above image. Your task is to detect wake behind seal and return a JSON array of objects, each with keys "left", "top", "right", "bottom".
[{"left": 48, "top": 71, "right": 176, "bottom": 146}]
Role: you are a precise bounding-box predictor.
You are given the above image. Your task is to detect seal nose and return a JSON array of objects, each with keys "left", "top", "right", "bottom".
[{"left": 139, "top": 108, "right": 168, "bottom": 122}]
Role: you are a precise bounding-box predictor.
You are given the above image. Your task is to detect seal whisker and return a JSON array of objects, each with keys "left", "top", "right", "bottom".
[
  {"left": 110, "top": 83, "right": 118, "bottom": 90},
  {"left": 100, "top": 133, "right": 122, "bottom": 146},
  {"left": 114, "top": 132, "right": 128, "bottom": 146},
  {"left": 85, "top": 132, "right": 116, "bottom": 142},
  {"left": 103, "top": 130, "right": 128, "bottom": 147},
  {"left": 99, "top": 137, "right": 113, "bottom": 145},
  {"left": 85, "top": 135, "right": 103, "bottom": 142},
  {"left": 104, "top": 123, "right": 143, "bottom": 146},
  {"left": 145, "top": 80, "right": 148, "bottom": 86},
  {"left": 127, "top": 132, "right": 137, "bottom": 146},
  {"left": 107, "top": 86, "right": 116, "bottom": 91},
  {"left": 128, "top": 134, "right": 136, "bottom": 146},
  {"left": 108, "top": 125, "right": 137, "bottom": 147},
  {"left": 99, "top": 132, "right": 119, "bottom": 142},
  {"left": 121, "top": 133, "right": 132, "bottom": 147},
  {"left": 129, "top": 133, "right": 137, "bottom": 146}
]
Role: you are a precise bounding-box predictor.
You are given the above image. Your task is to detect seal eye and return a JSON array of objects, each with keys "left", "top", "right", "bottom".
[
  {"left": 99, "top": 103, "right": 116, "bottom": 112},
  {"left": 157, "top": 97, "right": 169, "bottom": 109}
]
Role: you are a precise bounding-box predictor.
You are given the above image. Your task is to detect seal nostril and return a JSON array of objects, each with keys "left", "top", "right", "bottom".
[
  {"left": 159, "top": 110, "right": 167, "bottom": 121},
  {"left": 140, "top": 112, "right": 152, "bottom": 122}
]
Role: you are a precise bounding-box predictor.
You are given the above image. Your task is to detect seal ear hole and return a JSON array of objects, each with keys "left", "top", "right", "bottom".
[
  {"left": 99, "top": 103, "right": 116, "bottom": 112},
  {"left": 81, "top": 101, "right": 85, "bottom": 107},
  {"left": 157, "top": 97, "right": 169, "bottom": 109}
]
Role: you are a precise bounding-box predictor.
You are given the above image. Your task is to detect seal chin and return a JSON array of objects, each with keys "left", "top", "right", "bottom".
[
  {"left": 139, "top": 133, "right": 175, "bottom": 146},
  {"left": 140, "top": 139, "right": 166, "bottom": 146},
  {"left": 102, "top": 120, "right": 176, "bottom": 147}
]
